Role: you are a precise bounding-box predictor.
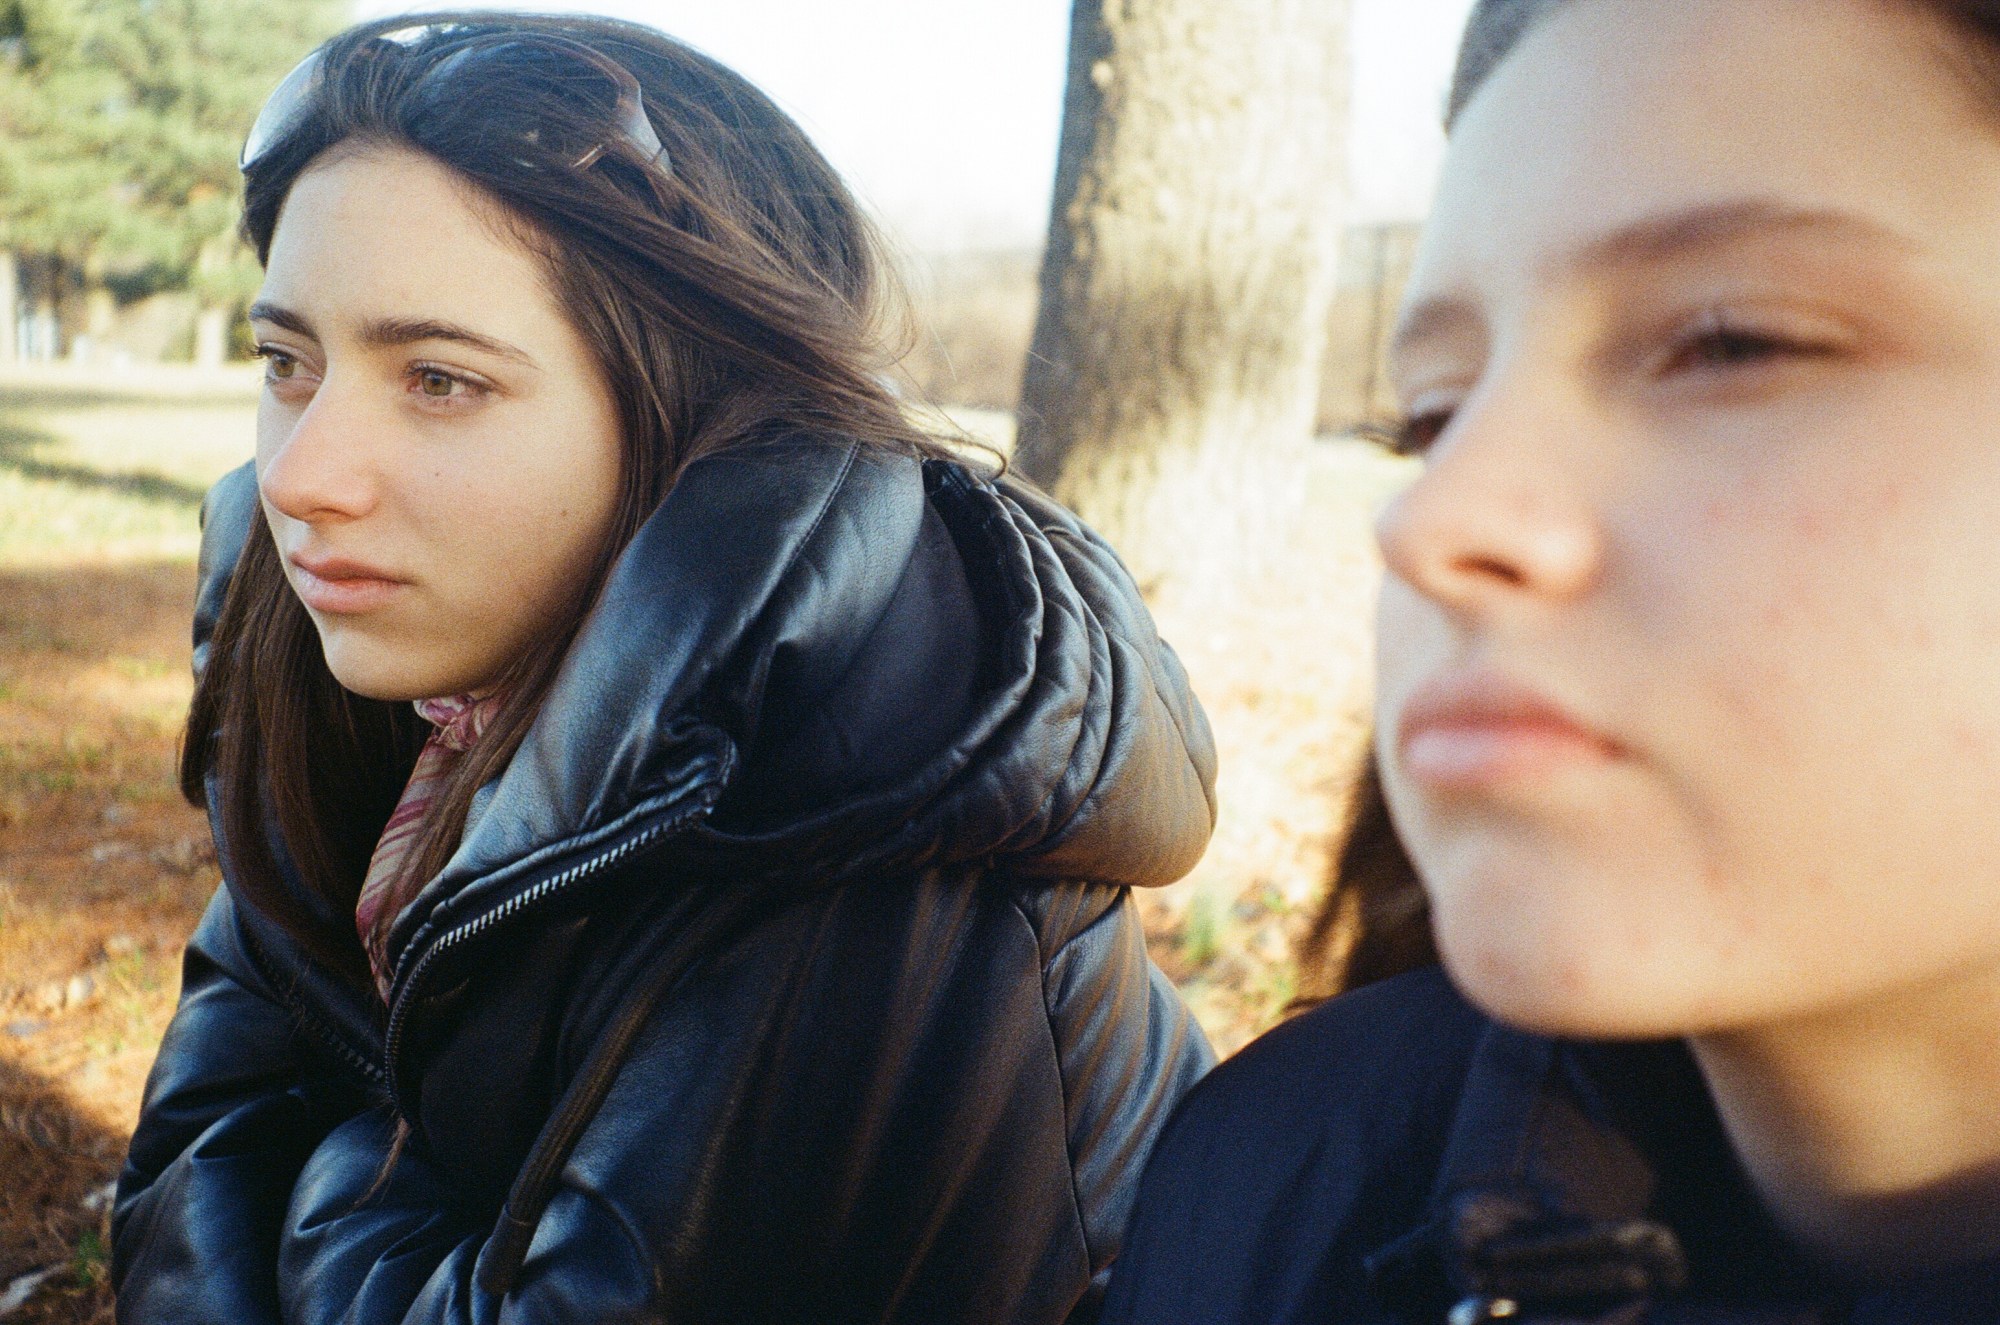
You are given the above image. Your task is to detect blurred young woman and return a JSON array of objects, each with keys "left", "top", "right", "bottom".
[
  {"left": 1104, "top": 0, "right": 2000, "bottom": 1319},
  {"left": 110, "top": 14, "right": 1216, "bottom": 1322}
]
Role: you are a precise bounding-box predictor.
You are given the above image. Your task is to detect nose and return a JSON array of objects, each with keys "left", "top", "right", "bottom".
[
  {"left": 1375, "top": 376, "right": 1604, "bottom": 617},
  {"left": 257, "top": 376, "right": 377, "bottom": 525}
]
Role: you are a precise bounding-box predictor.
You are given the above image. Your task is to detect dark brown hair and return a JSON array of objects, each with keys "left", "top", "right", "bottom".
[
  {"left": 183, "top": 11, "right": 965, "bottom": 990},
  {"left": 1307, "top": 0, "right": 2000, "bottom": 1003},
  {"left": 1292, "top": 753, "right": 1433, "bottom": 1007}
]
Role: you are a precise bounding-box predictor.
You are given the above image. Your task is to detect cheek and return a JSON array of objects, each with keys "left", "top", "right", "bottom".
[
  {"left": 1380, "top": 430, "right": 2000, "bottom": 1035},
  {"left": 442, "top": 418, "right": 623, "bottom": 606},
  {"left": 1615, "top": 438, "right": 2000, "bottom": 979},
  {"left": 1676, "top": 449, "right": 2000, "bottom": 766}
]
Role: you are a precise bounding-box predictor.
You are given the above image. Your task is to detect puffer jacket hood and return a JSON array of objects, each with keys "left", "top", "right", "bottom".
[{"left": 401, "top": 435, "right": 1216, "bottom": 943}]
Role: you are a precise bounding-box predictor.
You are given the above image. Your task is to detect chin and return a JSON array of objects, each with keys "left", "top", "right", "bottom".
[
  {"left": 1426, "top": 886, "right": 1728, "bottom": 1043},
  {"left": 1401, "top": 802, "right": 1740, "bottom": 1040},
  {"left": 315, "top": 631, "right": 454, "bottom": 704},
  {"left": 1438, "top": 943, "right": 1682, "bottom": 1041}
]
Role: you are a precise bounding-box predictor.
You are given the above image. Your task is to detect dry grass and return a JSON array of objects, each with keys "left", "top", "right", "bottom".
[
  {"left": 1137, "top": 446, "right": 1410, "bottom": 1053},
  {"left": 0, "top": 1062, "right": 120, "bottom": 1325},
  {"left": 0, "top": 364, "right": 1408, "bottom": 1316},
  {"left": 0, "top": 368, "right": 249, "bottom": 1319},
  {"left": 0, "top": 565, "right": 218, "bottom": 1325}
]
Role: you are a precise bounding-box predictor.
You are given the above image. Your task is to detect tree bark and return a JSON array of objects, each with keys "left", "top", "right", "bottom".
[
  {"left": 193, "top": 304, "right": 229, "bottom": 369},
  {"left": 1016, "top": 0, "right": 1352, "bottom": 597},
  {"left": 0, "top": 253, "right": 16, "bottom": 364},
  {"left": 47, "top": 256, "right": 72, "bottom": 361},
  {"left": 80, "top": 283, "right": 116, "bottom": 364}
]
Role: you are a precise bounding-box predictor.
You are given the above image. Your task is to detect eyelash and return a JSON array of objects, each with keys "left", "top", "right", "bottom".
[
  {"left": 251, "top": 346, "right": 492, "bottom": 409},
  {"left": 253, "top": 343, "right": 304, "bottom": 381},
  {"left": 1357, "top": 413, "right": 1447, "bottom": 458},
  {"left": 1366, "top": 316, "right": 1830, "bottom": 458},
  {"left": 407, "top": 361, "right": 491, "bottom": 407},
  {"left": 1661, "top": 313, "right": 1824, "bottom": 374}
]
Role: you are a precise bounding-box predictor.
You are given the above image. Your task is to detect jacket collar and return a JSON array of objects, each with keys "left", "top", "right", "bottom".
[{"left": 1365, "top": 1021, "right": 2000, "bottom": 1325}]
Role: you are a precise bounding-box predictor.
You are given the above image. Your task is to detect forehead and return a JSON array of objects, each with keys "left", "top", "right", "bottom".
[
  {"left": 1408, "top": 0, "right": 2000, "bottom": 309},
  {"left": 259, "top": 148, "right": 552, "bottom": 327}
]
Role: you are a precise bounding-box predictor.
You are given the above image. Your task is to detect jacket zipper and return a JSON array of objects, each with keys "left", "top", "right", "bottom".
[{"left": 380, "top": 792, "right": 720, "bottom": 1115}]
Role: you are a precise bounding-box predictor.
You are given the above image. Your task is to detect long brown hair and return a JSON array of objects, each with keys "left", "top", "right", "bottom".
[
  {"left": 1308, "top": 0, "right": 2000, "bottom": 1004},
  {"left": 183, "top": 12, "right": 965, "bottom": 990},
  {"left": 1294, "top": 752, "right": 1435, "bottom": 1004}
]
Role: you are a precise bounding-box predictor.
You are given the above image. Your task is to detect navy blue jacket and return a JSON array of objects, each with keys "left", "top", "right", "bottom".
[{"left": 1103, "top": 967, "right": 2000, "bottom": 1324}]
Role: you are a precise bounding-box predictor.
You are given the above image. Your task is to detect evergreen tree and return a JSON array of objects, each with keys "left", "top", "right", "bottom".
[{"left": 0, "top": 0, "right": 347, "bottom": 355}]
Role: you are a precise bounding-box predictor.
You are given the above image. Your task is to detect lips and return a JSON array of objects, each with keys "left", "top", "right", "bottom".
[
  {"left": 286, "top": 551, "right": 409, "bottom": 615},
  {"left": 1394, "top": 670, "right": 1623, "bottom": 790}
]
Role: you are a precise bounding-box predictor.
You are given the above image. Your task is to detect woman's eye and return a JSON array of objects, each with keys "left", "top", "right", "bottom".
[
  {"left": 408, "top": 364, "right": 489, "bottom": 406},
  {"left": 1360, "top": 410, "right": 1451, "bottom": 458},
  {"left": 1685, "top": 328, "right": 1787, "bottom": 366},
  {"left": 1664, "top": 315, "right": 1832, "bottom": 377},
  {"left": 255, "top": 346, "right": 300, "bottom": 381}
]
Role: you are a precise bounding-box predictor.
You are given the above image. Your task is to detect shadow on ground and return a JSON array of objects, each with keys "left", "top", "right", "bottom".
[
  {"left": 0, "top": 384, "right": 256, "bottom": 414},
  {"left": 0, "top": 1060, "right": 118, "bottom": 1324},
  {"left": 0, "top": 420, "right": 206, "bottom": 510},
  {"left": 1, "top": 560, "right": 210, "bottom": 1323}
]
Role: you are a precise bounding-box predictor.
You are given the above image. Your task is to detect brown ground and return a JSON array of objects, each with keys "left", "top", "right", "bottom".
[{"left": 0, "top": 562, "right": 216, "bottom": 1322}]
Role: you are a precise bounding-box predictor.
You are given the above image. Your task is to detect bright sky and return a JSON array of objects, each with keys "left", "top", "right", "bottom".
[{"left": 353, "top": 0, "right": 1477, "bottom": 250}]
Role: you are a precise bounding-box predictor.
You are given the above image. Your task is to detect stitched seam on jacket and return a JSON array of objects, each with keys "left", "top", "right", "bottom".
[
  {"left": 1014, "top": 886, "right": 1113, "bottom": 1275},
  {"left": 777, "top": 440, "right": 862, "bottom": 588},
  {"left": 236, "top": 907, "right": 384, "bottom": 1089},
  {"left": 526, "top": 1177, "right": 661, "bottom": 1311},
  {"left": 1005, "top": 516, "right": 1100, "bottom": 843},
  {"left": 1041, "top": 524, "right": 1214, "bottom": 824}
]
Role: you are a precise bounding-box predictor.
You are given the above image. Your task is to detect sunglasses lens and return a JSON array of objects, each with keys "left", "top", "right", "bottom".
[
  {"left": 614, "top": 78, "right": 666, "bottom": 166},
  {"left": 419, "top": 38, "right": 668, "bottom": 174},
  {"left": 241, "top": 28, "right": 669, "bottom": 178},
  {"left": 240, "top": 50, "right": 323, "bottom": 169}
]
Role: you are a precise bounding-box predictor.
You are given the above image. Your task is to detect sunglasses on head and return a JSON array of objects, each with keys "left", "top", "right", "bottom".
[{"left": 241, "top": 24, "right": 671, "bottom": 178}]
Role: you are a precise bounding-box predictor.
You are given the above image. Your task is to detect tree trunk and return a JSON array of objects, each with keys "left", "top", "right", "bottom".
[
  {"left": 47, "top": 255, "right": 74, "bottom": 362},
  {"left": 0, "top": 253, "right": 16, "bottom": 364},
  {"left": 1016, "top": 0, "right": 1352, "bottom": 599},
  {"left": 193, "top": 304, "right": 229, "bottom": 369},
  {"left": 79, "top": 284, "right": 116, "bottom": 364}
]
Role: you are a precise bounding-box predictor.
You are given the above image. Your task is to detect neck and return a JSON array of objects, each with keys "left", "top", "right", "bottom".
[{"left": 1690, "top": 959, "right": 2000, "bottom": 1281}]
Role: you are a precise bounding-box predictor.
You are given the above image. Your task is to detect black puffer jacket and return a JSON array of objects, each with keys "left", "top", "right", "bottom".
[
  {"left": 1103, "top": 967, "right": 2000, "bottom": 1324},
  {"left": 113, "top": 438, "right": 1218, "bottom": 1324}
]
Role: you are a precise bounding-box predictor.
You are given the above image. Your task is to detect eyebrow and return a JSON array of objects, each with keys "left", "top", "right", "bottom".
[
  {"left": 1569, "top": 198, "right": 1917, "bottom": 272},
  {"left": 1387, "top": 199, "right": 1918, "bottom": 367},
  {"left": 1386, "top": 296, "right": 1478, "bottom": 373},
  {"left": 245, "top": 302, "right": 541, "bottom": 369}
]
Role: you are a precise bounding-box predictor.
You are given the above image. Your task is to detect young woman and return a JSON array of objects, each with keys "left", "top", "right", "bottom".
[
  {"left": 109, "top": 14, "right": 1218, "bottom": 1323},
  {"left": 1104, "top": 0, "right": 2000, "bottom": 1320}
]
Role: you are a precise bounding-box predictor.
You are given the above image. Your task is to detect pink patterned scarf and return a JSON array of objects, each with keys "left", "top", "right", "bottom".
[{"left": 357, "top": 692, "right": 506, "bottom": 1001}]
